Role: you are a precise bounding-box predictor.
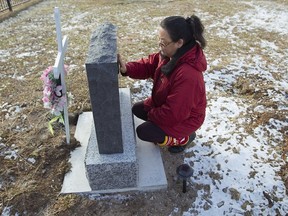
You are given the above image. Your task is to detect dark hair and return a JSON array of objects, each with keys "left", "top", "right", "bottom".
[{"left": 160, "top": 15, "right": 206, "bottom": 49}]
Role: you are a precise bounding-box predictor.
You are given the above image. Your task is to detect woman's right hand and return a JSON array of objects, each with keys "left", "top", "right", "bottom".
[{"left": 117, "top": 54, "right": 127, "bottom": 74}]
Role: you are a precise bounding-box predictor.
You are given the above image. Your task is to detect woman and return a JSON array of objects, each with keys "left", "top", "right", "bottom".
[{"left": 118, "top": 15, "right": 207, "bottom": 153}]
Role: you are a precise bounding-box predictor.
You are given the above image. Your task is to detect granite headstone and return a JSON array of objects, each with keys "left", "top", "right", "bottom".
[{"left": 85, "top": 23, "right": 123, "bottom": 154}]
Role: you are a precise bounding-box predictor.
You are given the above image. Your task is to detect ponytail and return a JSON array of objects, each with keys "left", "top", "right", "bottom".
[
  {"left": 185, "top": 15, "right": 206, "bottom": 49},
  {"left": 160, "top": 15, "right": 206, "bottom": 49}
]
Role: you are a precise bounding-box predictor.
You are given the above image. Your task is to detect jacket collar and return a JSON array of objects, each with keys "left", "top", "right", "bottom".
[{"left": 160, "top": 40, "right": 196, "bottom": 76}]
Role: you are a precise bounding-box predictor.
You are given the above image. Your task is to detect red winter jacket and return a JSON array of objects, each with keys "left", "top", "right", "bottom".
[{"left": 126, "top": 43, "right": 207, "bottom": 138}]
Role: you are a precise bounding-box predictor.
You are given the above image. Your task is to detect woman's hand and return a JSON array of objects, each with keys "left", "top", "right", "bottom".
[{"left": 117, "top": 54, "right": 127, "bottom": 74}]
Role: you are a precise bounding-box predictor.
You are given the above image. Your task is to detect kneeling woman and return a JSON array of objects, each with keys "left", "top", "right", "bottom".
[{"left": 118, "top": 15, "right": 207, "bottom": 153}]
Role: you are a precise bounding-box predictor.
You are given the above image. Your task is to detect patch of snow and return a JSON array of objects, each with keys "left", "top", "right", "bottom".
[
  {"left": 243, "top": 2, "right": 288, "bottom": 35},
  {"left": 253, "top": 105, "right": 274, "bottom": 112},
  {"left": 16, "top": 51, "right": 39, "bottom": 58},
  {"left": 1, "top": 206, "right": 12, "bottom": 216},
  {"left": 0, "top": 73, "right": 26, "bottom": 80},
  {"left": 4, "top": 105, "right": 23, "bottom": 120},
  {"left": 183, "top": 104, "right": 288, "bottom": 214},
  {"left": 70, "top": 12, "right": 90, "bottom": 24},
  {"left": 169, "top": 207, "right": 179, "bottom": 215},
  {"left": 131, "top": 80, "right": 152, "bottom": 103},
  {"left": 27, "top": 158, "right": 36, "bottom": 164},
  {"left": 4, "top": 149, "right": 18, "bottom": 160},
  {"left": 260, "top": 40, "right": 278, "bottom": 50},
  {"left": 0, "top": 50, "right": 10, "bottom": 61}
]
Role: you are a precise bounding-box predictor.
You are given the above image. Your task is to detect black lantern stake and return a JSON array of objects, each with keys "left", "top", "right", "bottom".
[{"left": 176, "top": 164, "right": 193, "bottom": 193}]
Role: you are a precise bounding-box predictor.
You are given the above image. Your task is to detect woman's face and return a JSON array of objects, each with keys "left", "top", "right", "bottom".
[{"left": 158, "top": 27, "right": 183, "bottom": 58}]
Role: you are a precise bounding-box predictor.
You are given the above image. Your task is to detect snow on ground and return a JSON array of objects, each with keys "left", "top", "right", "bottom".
[
  {"left": 183, "top": 2, "right": 288, "bottom": 215},
  {"left": 133, "top": 1, "right": 288, "bottom": 215},
  {"left": 183, "top": 103, "right": 287, "bottom": 215},
  {"left": 186, "top": 3, "right": 288, "bottom": 215}
]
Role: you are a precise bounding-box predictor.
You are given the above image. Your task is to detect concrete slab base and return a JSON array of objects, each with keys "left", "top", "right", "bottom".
[{"left": 61, "top": 103, "right": 167, "bottom": 194}]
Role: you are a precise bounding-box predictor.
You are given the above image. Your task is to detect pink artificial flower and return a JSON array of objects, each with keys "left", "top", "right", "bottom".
[
  {"left": 44, "top": 66, "right": 53, "bottom": 76},
  {"left": 40, "top": 74, "right": 46, "bottom": 81},
  {"left": 43, "top": 86, "right": 52, "bottom": 96},
  {"left": 42, "top": 97, "right": 49, "bottom": 103}
]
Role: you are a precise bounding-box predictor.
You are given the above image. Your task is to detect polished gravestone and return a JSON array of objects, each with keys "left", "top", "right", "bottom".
[
  {"left": 86, "top": 23, "right": 123, "bottom": 154},
  {"left": 85, "top": 23, "right": 137, "bottom": 190}
]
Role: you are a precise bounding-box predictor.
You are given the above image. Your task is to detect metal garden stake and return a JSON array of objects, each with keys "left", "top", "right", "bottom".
[{"left": 177, "top": 164, "right": 193, "bottom": 193}]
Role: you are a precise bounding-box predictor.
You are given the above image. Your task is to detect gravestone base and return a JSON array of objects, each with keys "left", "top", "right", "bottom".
[
  {"left": 60, "top": 88, "right": 167, "bottom": 194},
  {"left": 85, "top": 88, "right": 137, "bottom": 191}
]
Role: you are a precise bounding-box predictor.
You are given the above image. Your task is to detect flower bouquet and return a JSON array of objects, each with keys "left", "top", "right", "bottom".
[{"left": 40, "top": 66, "right": 70, "bottom": 135}]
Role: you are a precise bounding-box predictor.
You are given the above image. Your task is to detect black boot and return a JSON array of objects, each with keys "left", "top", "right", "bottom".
[{"left": 168, "top": 132, "right": 196, "bottom": 153}]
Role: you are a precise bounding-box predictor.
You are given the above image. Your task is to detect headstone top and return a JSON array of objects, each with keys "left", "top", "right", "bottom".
[{"left": 86, "top": 23, "right": 117, "bottom": 64}]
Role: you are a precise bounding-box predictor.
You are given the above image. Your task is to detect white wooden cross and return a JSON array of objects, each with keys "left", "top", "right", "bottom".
[{"left": 53, "top": 7, "right": 70, "bottom": 144}]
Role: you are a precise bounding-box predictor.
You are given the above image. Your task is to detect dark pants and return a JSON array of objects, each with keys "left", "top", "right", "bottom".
[{"left": 132, "top": 101, "right": 166, "bottom": 143}]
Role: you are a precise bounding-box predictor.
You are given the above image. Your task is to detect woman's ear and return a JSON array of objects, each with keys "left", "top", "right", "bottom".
[{"left": 176, "top": 39, "right": 184, "bottom": 48}]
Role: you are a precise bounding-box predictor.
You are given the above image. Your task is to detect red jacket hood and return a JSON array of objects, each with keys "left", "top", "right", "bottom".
[{"left": 177, "top": 43, "right": 207, "bottom": 73}]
